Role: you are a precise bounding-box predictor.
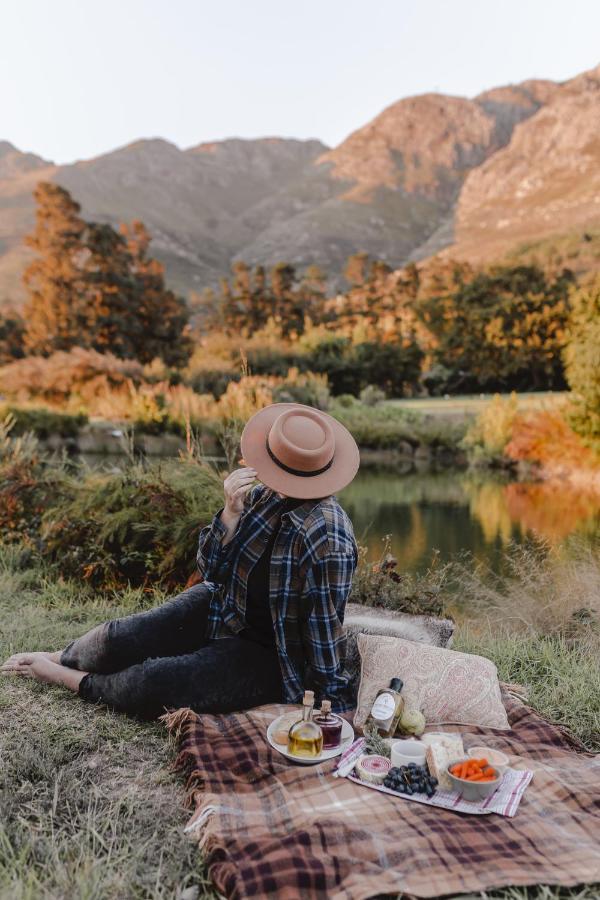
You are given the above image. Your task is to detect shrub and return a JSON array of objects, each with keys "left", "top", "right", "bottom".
[
  {"left": 349, "top": 541, "right": 448, "bottom": 617},
  {"left": 186, "top": 368, "right": 240, "bottom": 398},
  {"left": 245, "top": 346, "right": 304, "bottom": 378},
  {"left": 505, "top": 408, "right": 598, "bottom": 471},
  {"left": 272, "top": 369, "right": 331, "bottom": 410},
  {"left": 0, "top": 418, "right": 70, "bottom": 546},
  {"left": 331, "top": 402, "right": 419, "bottom": 449},
  {"left": 330, "top": 401, "right": 465, "bottom": 451},
  {"left": 0, "top": 347, "right": 144, "bottom": 405},
  {"left": 461, "top": 393, "right": 518, "bottom": 464},
  {"left": 41, "top": 458, "right": 223, "bottom": 590},
  {"left": 0, "top": 310, "right": 25, "bottom": 364},
  {"left": 0, "top": 415, "right": 224, "bottom": 589},
  {"left": 0, "top": 406, "right": 88, "bottom": 438},
  {"left": 359, "top": 385, "right": 386, "bottom": 406}
]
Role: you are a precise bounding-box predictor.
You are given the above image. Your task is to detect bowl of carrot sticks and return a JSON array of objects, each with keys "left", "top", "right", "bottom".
[{"left": 446, "top": 757, "right": 502, "bottom": 801}]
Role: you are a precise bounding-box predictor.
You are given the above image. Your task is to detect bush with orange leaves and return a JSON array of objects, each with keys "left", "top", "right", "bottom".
[{"left": 505, "top": 409, "right": 599, "bottom": 472}]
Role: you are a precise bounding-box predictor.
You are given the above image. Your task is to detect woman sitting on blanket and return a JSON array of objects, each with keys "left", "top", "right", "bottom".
[{"left": 2, "top": 404, "right": 360, "bottom": 719}]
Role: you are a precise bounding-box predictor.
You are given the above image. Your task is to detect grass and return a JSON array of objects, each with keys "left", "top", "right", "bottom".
[
  {"left": 0, "top": 544, "right": 598, "bottom": 899},
  {"left": 454, "top": 631, "right": 600, "bottom": 752},
  {"left": 386, "top": 392, "right": 568, "bottom": 421},
  {"left": 0, "top": 552, "right": 216, "bottom": 900}
]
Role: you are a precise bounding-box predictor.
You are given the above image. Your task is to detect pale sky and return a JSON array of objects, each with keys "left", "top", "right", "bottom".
[{"left": 2, "top": 0, "right": 599, "bottom": 165}]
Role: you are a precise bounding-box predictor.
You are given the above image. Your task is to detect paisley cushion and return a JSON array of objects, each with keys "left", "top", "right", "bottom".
[{"left": 354, "top": 632, "right": 510, "bottom": 731}]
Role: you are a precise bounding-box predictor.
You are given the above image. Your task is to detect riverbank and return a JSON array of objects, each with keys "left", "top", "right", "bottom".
[{"left": 1, "top": 545, "right": 598, "bottom": 898}]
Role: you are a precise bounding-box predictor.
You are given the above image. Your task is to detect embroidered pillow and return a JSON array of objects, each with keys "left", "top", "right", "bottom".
[{"left": 354, "top": 633, "right": 510, "bottom": 731}]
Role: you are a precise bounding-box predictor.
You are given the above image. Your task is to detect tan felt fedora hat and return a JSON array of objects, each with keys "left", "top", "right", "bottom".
[{"left": 240, "top": 403, "right": 360, "bottom": 499}]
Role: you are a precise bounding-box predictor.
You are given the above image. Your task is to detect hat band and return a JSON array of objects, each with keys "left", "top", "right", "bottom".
[{"left": 266, "top": 437, "right": 333, "bottom": 478}]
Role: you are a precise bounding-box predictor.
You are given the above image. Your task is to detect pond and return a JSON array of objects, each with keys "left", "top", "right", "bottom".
[
  {"left": 337, "top": 468, "right": 600, "bottom": 576},
  {"left": 77, "top": 452, "right": 599, "bottom": 578}
]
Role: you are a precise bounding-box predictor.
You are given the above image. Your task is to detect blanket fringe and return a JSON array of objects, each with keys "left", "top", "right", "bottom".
[
  {"left": 160, "top": 706, "right": 198, "bottom": 740},
  {"left": 501, "top": 681, "right": 529, "bottom": 703}
]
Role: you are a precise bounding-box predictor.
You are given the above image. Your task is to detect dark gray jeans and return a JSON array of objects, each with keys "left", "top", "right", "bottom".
[{"left": 61, "top": 583, "right": 284, "bottom": 720}]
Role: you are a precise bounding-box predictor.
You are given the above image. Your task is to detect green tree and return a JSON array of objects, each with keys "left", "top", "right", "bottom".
[
  {"left": 23, "top": 183, "right": 191, "bottom": 366},
  {"left": 219, "top": 262, "right": 274, "bottom": 335},
  {"left": 121, "top": 220, "right": 192, "bottom": 367},
  {"left": 418, "top": 265, "right": 573, "bottom": 392},
  {"left": 563, "top": 275, "right": 600, "bottom": 451},
  {"left": 298, "top": 264, "right": 328, "bottom": 326},
  {"left": 270, "top": 262, "right": 304, "bottom": 337},
  {"left": 0, "top": 309, "right": 25, "bottom": 364}
]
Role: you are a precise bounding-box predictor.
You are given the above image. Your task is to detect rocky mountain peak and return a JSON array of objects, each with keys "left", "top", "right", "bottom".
[{"left": 1, "top": 62, "right": 599, "bottom": 307}]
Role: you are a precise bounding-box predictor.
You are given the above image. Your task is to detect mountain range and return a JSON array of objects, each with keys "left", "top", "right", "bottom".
[{"left": 1, "top": 63, "right": 599, "bottom": 307}]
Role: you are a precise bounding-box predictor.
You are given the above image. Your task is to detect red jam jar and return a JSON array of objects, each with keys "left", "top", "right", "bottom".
[{"left": 313, "top": 700, "right": 343, "bottom": 749}]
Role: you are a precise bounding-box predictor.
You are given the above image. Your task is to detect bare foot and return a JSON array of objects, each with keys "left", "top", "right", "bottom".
[
  {"left": 1, "top": 652, "right": 65, "bottom": 684},
  {"left": 2, "top": 650, "right": 62, "bottom": 669}
]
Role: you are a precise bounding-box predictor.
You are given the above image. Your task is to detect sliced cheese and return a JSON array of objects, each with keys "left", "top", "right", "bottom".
[{"left": 424, "top": 735, "right": 464, "bottom": 791}]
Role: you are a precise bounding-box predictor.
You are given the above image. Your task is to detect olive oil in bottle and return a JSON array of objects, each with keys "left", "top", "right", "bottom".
[{"left": 287, "top": 690, "right": 323, "bottom": 758}]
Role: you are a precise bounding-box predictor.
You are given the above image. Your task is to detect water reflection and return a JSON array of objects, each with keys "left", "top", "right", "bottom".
[{"left": 338, "top": 469, "right": 600, "bottom": 575}]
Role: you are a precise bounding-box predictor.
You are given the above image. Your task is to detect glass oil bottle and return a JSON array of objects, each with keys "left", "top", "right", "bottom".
[
  {"left": 313, "top": 699, "right": 343, "bottom": 749},
  {"left": 287, "top": 690, "right": 323, "bottom": 758},
  {"left": 364, "top": 677, "right": 405, "bottom": 738}
]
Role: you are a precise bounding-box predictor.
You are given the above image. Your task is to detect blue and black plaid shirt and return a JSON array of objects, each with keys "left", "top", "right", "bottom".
[{"left": 197, "top": 485, "right": 358, "bottom": 711}]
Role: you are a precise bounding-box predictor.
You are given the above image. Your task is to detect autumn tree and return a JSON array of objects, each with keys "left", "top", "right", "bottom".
[
  {"left": 23, "top": 183, "right": 191, "bottom": 366},
  {"left": 563, "top": 275, "right": 600, "bottom": 451},
  {"left": 23, "top": 183, "right": 88, "bottom": 355},
  {"left": 418, "top": 265, "right": 573, "bottom": 392},
  {"left": 219, "top": 261, "right": 328, "bottom": 338}
]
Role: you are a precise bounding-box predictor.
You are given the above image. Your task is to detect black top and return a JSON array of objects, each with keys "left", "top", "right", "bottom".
[{"left": 242, "top": 497, "right": 304, "bottom": 647}]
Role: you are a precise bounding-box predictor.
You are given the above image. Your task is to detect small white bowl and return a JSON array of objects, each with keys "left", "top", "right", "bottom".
[
  {"left": 467, "top": 746, "right": 510, "bottom": 774},
  {"left": 391, "top": 738, "right": 426, "bottom": 768}
]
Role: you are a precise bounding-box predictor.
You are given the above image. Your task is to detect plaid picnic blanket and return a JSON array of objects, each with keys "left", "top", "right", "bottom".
[{"left": 164, "top": 694, "right": 600, "bottom": 899}]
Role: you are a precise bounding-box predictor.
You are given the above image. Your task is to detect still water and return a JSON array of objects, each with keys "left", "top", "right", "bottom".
[{"left": 338, "top": 468, "right": 600, "bottom": 576}]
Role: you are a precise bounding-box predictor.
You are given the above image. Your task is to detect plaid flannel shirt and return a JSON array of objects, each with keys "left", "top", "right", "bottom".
[{"left": 196, "top": 485, "right": 357, "bottom": 712}]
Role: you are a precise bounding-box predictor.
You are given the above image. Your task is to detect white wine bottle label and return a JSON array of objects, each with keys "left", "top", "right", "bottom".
[{"left": 370, "top": 692, "right": 396, "bottom": 720}]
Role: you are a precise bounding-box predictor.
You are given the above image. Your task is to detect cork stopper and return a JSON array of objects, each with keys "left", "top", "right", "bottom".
[
  {"left": 302, "top": 690, "right": 315, "bottom": 706},
  {"left": 321, "top": 700, "right": 332, "bottom": 714}
]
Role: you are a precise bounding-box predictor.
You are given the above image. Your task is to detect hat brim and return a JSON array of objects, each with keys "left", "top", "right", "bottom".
[{"left": 240, "top": 403, "right": 360, "bottom": 499}]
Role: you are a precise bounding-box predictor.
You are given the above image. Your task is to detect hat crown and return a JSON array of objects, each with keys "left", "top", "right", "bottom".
[{"left": 268, "top": 409, "right": 335, "bottom": 474}]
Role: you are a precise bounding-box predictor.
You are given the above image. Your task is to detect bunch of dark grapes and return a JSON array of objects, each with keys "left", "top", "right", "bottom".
[{"left": 383, "top": 763, "right": 438, "bottom": 798}]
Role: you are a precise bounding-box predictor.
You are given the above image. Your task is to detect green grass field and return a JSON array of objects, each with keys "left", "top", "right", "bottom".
[
  {"left": 386, "top": 391, "right": 568, "bottom": 420},
  {"left": 1, "top": 545, "right": 598, "bottom": 899}
]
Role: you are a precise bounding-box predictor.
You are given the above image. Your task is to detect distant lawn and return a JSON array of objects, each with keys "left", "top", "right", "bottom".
[{"left": 386, "top": 391, "right": 568, "bottom": 420}]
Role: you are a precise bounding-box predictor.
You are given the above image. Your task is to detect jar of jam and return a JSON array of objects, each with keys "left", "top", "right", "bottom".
[{"left": 313, "top": 699, "right": 343, "bottom": 749}]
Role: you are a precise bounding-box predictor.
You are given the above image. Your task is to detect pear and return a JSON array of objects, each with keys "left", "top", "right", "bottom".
[{"left": 398, "top": 708, "right": 426, "bottom": 736}]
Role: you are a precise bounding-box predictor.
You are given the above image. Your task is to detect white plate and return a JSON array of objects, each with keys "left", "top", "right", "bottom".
[{"left": 267, "top": 713, "right": 355, "bottom": 765}]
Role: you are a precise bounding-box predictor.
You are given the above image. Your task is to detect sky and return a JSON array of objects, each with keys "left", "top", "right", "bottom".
[{"left": 2, "top": 0, "right": 600, "bottom": 165}]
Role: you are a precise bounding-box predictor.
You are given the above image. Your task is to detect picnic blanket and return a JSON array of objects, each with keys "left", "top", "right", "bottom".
[{"left": 164, "top": 693, "right": 600, "bottom": 899}]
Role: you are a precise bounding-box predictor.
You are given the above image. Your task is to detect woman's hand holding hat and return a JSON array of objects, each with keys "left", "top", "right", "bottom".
[{"left": 220, "top": 467, "right": 257, "bottom": 545}]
